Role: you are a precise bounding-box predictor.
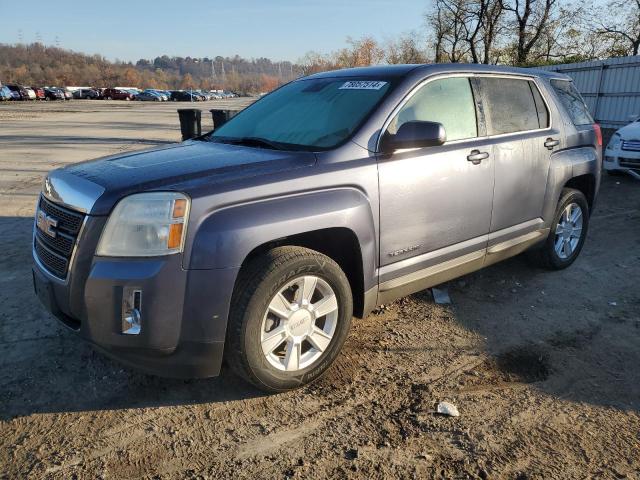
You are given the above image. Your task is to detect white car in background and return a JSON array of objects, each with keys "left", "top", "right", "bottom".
[{"left": 605, "top": 117, "right": 640, "bottom": 180}]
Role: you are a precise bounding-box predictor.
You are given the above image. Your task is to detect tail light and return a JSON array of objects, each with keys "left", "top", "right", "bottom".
[{"left": 593, "top": 123, "right": 602, "bottom": 147}]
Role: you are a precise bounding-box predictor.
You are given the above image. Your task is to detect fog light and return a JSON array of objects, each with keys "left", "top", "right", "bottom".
[
  {"left": 605, "top": 156, "right": 615, "bottom": 163},
  {"left": 122, "top": 288, "right": 142, "bottom": 335}
]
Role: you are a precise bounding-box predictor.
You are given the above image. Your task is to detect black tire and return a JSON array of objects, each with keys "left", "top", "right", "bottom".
[
  {"left": 226, "top": 246, "right": 353, "bottom": 392},
  {"left": 528, "top": 188, "right": 589, "bottom": 270}
]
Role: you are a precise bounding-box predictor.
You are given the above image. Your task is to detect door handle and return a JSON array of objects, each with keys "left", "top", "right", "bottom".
[
  {"left": 544, "top": 138, "right": 560, "bottom": 150},
  {"left": 467, "top": 150, "right": 489, "bottom": 165}
]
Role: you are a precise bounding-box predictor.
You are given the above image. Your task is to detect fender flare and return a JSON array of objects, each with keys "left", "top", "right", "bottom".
[
  {"left": 542, "top": 146, "right": 598, "bottom": 224},
  {"left": 185, "top": 187, "right": 377, "bottom": 290}
]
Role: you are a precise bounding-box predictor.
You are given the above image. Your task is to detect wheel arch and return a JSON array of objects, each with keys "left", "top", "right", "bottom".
[
  {"left": 240, "top": 227, "right": 366, "bottom": 317},
  {"left": 543, "top": 146, "right": 600, "bottom": 223},
  {"left": 186, "top": 188, "right": 378, "bottom": 317},
  {"left": 564, "top": 173, "right": 596, "bottom": 211}
]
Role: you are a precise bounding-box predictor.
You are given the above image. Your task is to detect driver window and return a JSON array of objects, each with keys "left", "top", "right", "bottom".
[{"left": 388, "top": 77, "right": 478, "bottom": 142}]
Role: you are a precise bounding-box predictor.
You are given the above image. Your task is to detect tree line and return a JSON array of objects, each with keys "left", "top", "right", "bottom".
[
  {"left": 0, "top": 43, "right": 301, "bottom": 93},
  {"left": 1, "top": 0, "right": 639, "bottom": 91},
  {"left": 301, "top": 0, "right": 640, "bottom": 72}
]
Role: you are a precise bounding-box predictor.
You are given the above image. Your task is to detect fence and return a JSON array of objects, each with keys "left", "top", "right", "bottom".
[{"left": 538, "top": 55, "right": 640, "bottom": 132}]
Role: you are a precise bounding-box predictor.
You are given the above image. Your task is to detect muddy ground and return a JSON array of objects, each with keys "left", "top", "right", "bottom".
[{"left": 1, "top": 100, "right": 639, "bottom": 479}]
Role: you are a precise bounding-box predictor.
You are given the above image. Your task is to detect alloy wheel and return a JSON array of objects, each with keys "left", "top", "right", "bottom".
[
  {"left": 554, "top": 202, "right": 583, "bottom": 259},
  {"left": 260, "top": 275, "right": 339, "bottom": 372}
]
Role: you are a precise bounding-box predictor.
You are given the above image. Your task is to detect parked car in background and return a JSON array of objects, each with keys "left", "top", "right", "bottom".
[
  {"left": 23, "top": 87, "right": 37, "bottom": 100},
  {"left": 0, "top": 86, "right": 14, "bottom": 100},
  {"left": 73, "top": 88, "right": 100, "bottom": 99},
  {"left": 102, "top": 88, "right": 135, "bottom": 101},
  {"left": 62, "top": 90, "right": 72, "bottom": 100},
  {"left": 6, "top": 84, "right": 30, "bottom": 100},
  {"left": 143, "top": 89, "right": 167, "bottom": 101},
  {"left": 170, "top": 90, "right": 199, "bottom": 102},
  {"left": 43, "top": 87, "right": 65, "bottom": 101},
  {"left": 30, "top": 87, "right": 45, "bottom": 100},
  {"left": 32, "top": 65, "right": 601, "bottom": 392},
  {"left": 604, "top": 116, "right": 640, "bottom": 180},
  {"left": 135, "top": 91, "right": 163, "bottom": 101}
]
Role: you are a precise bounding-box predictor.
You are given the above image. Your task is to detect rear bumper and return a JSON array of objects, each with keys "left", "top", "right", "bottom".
[{"left": 33, "top": 251, "right": 240, "bottom": 378}]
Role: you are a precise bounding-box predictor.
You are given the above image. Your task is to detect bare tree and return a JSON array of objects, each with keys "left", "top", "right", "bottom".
[
  {"left": 426, "top": 0, "right": 505, "bottom": 64},
  {"left": 501, "top": 0, "right": 557, "bottom": 65},
  {"left": 597, "top": 0, "right": 640, "bottom": 55},
  {"left": 427, "top": 0, "right": 472, "bottom": 62},
  {"left": 385, "top": 32, "right": 429, "bottom": 64},
  {"left": 480, "top": 0, "right": 505, "bottom": 63}
]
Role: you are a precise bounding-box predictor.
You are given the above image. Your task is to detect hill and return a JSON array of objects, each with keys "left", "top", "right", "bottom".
[{"left": 0, "top": 43, "right": 302, "bottom": 93}]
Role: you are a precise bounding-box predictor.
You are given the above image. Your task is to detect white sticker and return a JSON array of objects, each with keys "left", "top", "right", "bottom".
[{"left": 339, "top": 80, "right": 387, "bottom": 90}]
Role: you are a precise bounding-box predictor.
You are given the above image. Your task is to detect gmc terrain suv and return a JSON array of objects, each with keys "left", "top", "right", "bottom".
[{"left": 33, "top": 64, "right": 601, "bottom": 391}]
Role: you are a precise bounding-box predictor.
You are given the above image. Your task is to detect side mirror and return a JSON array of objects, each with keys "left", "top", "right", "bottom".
[{"left": 382, "top": 120, "right": 446, "bottom": 152}]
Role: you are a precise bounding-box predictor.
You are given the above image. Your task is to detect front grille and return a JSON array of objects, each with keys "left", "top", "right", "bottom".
[
  {"left": 620, "top": 158, "right": 640, "bottom": 172},
  {"left": 34, "top": 196, "right": 85, "bottom": 279},
  {"left": 621, "top": 140, "right": 640, "bottom": 152}
]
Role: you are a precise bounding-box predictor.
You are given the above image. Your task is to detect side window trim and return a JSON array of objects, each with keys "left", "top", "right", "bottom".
[
  {"left": 528, "top": 80, "right": 550, "bottom": 129},
  {"left": 470, "top": 77, "right": 488, "bottom": 138}
]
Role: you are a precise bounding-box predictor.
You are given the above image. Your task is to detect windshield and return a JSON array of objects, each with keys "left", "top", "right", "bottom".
[{"left": 208, "top": 77, "right": 394, "bottom": 150}]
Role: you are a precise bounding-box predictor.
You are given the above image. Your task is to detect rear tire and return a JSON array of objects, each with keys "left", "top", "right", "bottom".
[
  {"left": 225, "top": 246, "right": 353, "bottom": 392},
  {"left": 528, "top": 188, "right": 589, "bottom": 270}
]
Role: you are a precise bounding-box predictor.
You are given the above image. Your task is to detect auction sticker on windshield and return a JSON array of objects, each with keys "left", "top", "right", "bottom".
[{"left": 339, "top": 81, "right": 387, "bottom": 90}]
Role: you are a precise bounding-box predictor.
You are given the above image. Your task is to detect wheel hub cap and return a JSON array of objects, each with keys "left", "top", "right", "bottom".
[
  {"left": 287, "top": 309, "right": 313, "bottom": 337},
  {"left": 260, "top": 275, "right": 339, "bottom": 372}
]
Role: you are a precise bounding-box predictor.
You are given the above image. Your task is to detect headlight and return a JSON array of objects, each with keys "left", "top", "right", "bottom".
[
  {"left": 96, "top": 192, "right": 190, "bottom": 257},
  {"left": 608, "top": 134, "right": 621, "bottom": 150}
]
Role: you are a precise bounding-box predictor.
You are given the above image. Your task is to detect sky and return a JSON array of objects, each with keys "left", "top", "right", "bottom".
[{"left": 0, "top": 0, "right": 429, "bottom": 63}]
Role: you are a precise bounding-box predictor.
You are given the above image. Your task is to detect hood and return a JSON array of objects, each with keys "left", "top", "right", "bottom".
[
  {"left": 616, "top": 121, "right": 640, "bottom": 140},
  {"left": 59, "top": 140, "right": 317, "bottom": 215}
]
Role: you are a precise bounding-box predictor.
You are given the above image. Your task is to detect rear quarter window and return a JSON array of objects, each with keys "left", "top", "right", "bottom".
[{"left": 550, "top": 80, "right": 594, "bottom": 126}]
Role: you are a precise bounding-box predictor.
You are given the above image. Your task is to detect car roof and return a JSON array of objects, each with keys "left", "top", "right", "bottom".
[{"left": 304, "top": 63, "right": 570, "bottom": 81}]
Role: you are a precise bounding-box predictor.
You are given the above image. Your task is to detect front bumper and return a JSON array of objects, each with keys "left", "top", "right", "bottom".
[
  {"left": 604, "top": 147, "right": 640, "bottom": 180},
  {"left": 32, "top": 218, "right": 240, "bottom": 378}
]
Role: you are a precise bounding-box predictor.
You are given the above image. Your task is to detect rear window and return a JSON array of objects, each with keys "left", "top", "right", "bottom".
[
  {"left": 550, "top": 80, "right": 593, "bottom": 126},
  {"left": 479, "top": 77, "right": 542, "bottom": 135}
]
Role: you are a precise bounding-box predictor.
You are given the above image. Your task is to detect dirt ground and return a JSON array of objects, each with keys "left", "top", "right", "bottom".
[{"left": 1, "top": 100, "right": 639, "bottom": 480}]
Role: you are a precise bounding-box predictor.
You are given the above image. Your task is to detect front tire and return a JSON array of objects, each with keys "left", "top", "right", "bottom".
[
  {"left": 528, "top": 188, "right": 589, "bottom": 269},
  {"left": 226, "top": 246, "right": 353, "bottom": 392}
]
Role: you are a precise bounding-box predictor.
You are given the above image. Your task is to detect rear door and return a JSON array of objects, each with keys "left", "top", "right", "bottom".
[{"left": 477, "top": 76, "right": 557, "bottom": 239}]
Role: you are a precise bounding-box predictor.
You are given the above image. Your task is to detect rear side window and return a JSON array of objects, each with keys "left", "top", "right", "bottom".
[
  {"left": 550, "top": 80, "right": 593, "bottom": 126},
  {"left": 479, "top": 77, "right": 541, "bottom": 135},
  {"left": 388, "top": 77, "right": 477, "bottom": 142}
]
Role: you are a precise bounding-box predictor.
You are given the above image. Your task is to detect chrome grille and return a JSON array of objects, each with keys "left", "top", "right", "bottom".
[
  {"left": 621, "top": 140, "right": 640, "bottom": 152},
  {"left": 34, "top": 196, "right": 85, "bottom": 279},
  {"left": 620, "top": 157, "right": 640, "bottom": 172}
]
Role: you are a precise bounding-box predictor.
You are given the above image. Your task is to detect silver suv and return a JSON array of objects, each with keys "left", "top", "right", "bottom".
[{"left": 32, "top": 64, "right": 601, "bottom": 391}]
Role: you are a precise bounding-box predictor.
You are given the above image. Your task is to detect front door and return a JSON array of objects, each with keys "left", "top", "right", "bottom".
[{"left": 378, "top": 76, "right": 494, "bottom": 288}]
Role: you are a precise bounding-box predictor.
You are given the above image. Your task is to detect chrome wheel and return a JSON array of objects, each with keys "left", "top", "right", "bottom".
[
  {"left": 554, "top": 202, "right": 583, "bottom": 259},
  {"left": 261, "top": 275, "right": 339, "bottom": 372}
]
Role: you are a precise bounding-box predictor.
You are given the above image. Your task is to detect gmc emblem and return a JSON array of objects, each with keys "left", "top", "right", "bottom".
[{"left": 36, "top": 209, "right": 58, "bottom": 238}]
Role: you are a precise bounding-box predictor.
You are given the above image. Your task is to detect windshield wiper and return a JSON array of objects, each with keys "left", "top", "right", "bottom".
[{"left": 213, "top": 136, "right": 286, "bottom": 150}]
